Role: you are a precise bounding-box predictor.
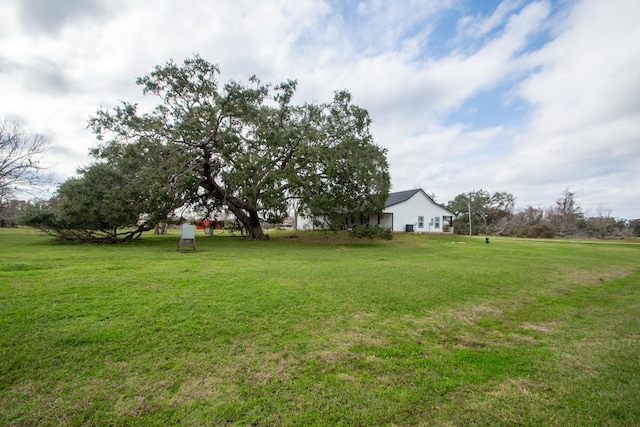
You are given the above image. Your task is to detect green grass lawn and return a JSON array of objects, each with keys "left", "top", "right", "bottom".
[{"left": 1, "top": 228, "right": 639, "bottom": 426}]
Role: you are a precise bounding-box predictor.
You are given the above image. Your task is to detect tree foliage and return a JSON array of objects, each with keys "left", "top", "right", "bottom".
[
  {"left": 30, "top": 56, "right": 390, "bottom": 241},
  {"left": 446, "top": 189, "right": 515, "bottom": 235},
  {"left": 22, "top": 138, "right": 192, "bottom": 241}
]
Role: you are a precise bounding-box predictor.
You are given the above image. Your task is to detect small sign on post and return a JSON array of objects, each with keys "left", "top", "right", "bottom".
[{"left": 178, "top": 224, "right": 197, "bottom": 252}]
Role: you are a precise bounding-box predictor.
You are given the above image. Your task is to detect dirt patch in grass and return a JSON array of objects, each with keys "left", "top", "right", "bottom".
[
  {"left": 245, "top": 351, "right": 300, "bottom": 385},
  {"left": 311, "top": 349, "right": 352, "bottom": 364},
  {"left": 170, "top": 375, "right": 229, "bottom": 405},
  {"left": 449, "top": 304, "right": 504, "bottom": 324},
  {"left": 430, "top": 377, "right": 556, "bottom": 425},
  {"left": 519, "top": 321, "right": 557, "bottom": 333},
  {"left": 167, "top": 348, "right": 300, "bottom": 407},
  {"left": 340, "top": 329, "right": 390, "bottom": 348},
  {"left": 562, "top": 266, "right": 635, "bottom": 286},
  {"left": 488, "top": 377, "right": 555, "bottom": 403}
]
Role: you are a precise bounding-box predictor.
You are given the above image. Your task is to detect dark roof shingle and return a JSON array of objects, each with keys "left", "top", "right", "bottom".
[{"left": 385, "top": 189, "right": 422, "bottom": 208}]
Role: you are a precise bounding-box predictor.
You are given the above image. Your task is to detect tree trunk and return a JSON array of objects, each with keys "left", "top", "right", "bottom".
[
  {"left": 246, "top": 223, "right": 265, "bottom": 239},
  {"left": 246, "top": 210, "right": 265, "bottom": 239},
  {"left": 226, "top": 202, "right": 266, "bottom": 239}
]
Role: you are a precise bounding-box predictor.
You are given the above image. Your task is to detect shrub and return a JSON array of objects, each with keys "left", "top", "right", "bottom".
[
  {"left": 526, "top": 223, "right": 555, "bottom": 238},
  {"left": 349, "top": 225, "right": 393, "bottom": 240}
]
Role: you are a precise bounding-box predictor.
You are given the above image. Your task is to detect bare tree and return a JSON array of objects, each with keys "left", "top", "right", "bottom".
[
  {"left": 500, "top": 206, "right": 554, "bottom": 238},
  {"left": 0, "top": 118, "right": 48, "bottom": 200},
  {"left": 546, "top": 188, "right": 583, "bottom": 236}
]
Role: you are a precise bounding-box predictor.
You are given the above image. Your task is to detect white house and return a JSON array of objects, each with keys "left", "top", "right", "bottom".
[
  {"left": 297, "top": 189, "right": 454, "bottom": 233},
  {"left": 375, "top": 189, "right": 454, "bottom": 233}
]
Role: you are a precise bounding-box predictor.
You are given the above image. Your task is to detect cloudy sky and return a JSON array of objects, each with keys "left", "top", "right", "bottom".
[{"left": 1, "top": 0, "right": 639, "bottom": 218}]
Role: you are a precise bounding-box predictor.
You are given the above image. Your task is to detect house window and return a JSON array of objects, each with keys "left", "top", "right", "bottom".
[
  {"left": 418, "top": 216, "right": 424, "bottom": 228},
  {"left": 434, "top": 217, "right": 441, "bottom": 228}
]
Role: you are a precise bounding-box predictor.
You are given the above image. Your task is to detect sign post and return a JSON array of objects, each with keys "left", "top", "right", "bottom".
[{"left": 178, "top": 224, "right": 197, "bottom": 252}]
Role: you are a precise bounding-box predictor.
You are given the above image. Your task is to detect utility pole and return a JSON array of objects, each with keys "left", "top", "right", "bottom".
[{"left": 468, "top": 193, "right": 472, "bottom": 237}]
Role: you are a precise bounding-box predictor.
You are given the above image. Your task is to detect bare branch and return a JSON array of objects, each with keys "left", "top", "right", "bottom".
[{"left": 0, "top": 118, "right": 49, "bottom": 199}]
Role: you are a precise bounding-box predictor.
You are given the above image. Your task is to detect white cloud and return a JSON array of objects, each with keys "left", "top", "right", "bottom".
[
  {"left": 0, "top": 0, "right": 639, "bottom": 217},
  {"left": 457, "top": 0, "right": 526, "bottom": 40},
  {"left": 518, "top": 0, "right": 640, "bottom": 132},
  {"left": 15, "top": 0, "right": 115, "bottom": 36},
  {"left": 495, "top": 0, "right": 640, "bottom": 213}
]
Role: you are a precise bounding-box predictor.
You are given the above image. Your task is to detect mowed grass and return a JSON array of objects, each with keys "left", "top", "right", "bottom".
[{"left": 1, "top": 228, "right": 639, "bottom": 426}]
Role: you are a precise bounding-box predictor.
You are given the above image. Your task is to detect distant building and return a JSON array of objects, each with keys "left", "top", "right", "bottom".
[{"left": 297, "top": 188, "right": 454, "bottom": 233}]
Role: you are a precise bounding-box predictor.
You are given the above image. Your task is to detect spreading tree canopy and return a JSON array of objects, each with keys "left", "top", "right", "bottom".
[
  {"left": 28, "top": 56, "right": 390, "bottom": 241},
  {"left": 22, "top": 138, "right": 192, "bottom": 241}
]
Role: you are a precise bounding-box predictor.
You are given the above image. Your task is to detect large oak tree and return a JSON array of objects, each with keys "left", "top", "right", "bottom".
[{"left": 44, "top": 56, "right": 389, "bottom": 240}]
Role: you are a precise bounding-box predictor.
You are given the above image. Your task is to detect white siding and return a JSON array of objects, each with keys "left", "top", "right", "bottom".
[
  {"left": 383, "top": 191, "right": 453, "bottom": 233},
  {"left": 295, "top": 190, "right": 453, "bottom": 233}
]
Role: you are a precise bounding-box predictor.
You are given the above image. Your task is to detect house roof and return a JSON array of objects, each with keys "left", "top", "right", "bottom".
[
  {"left": 384, "top": 189, "right": 422, "bottom": 207},
  {"left": 385, "top": 189, "right": 454, "bottom": 215}
]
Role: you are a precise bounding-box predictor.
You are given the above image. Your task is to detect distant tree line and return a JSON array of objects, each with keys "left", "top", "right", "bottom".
[
  {"left": 445, "top": 188, "right": 640, "bottom": 239},
  {"left": 6, "top": 186, "right": 639, "bottom": 239}
]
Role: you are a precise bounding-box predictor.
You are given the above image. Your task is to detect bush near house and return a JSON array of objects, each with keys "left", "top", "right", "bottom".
[{"left": 349, "top": 225, "right": 393, "bottom": 240}]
